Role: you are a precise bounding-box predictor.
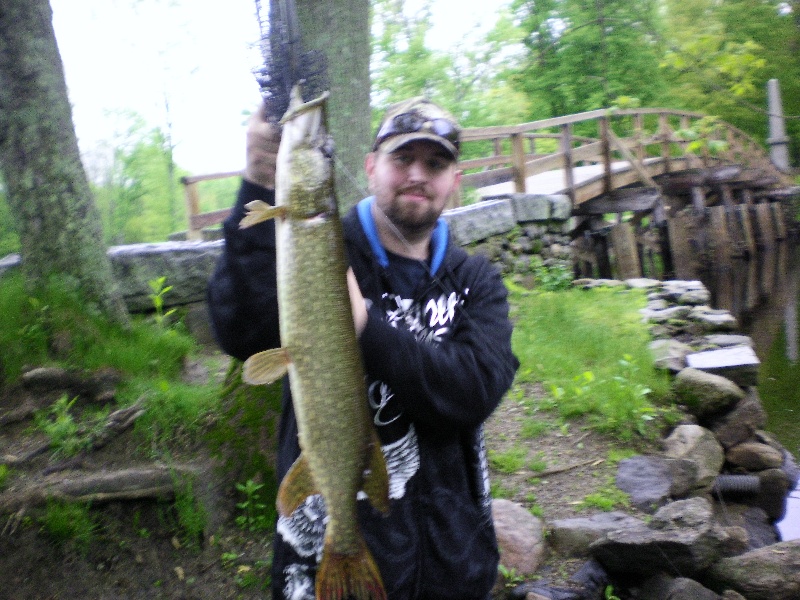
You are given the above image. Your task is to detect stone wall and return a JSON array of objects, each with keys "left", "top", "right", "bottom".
[{"left": 0, "top": 193, "right": 573, "bottom": 313}]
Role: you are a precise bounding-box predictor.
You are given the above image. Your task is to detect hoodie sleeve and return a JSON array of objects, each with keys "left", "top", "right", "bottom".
[
  {"left": 358, "top": 256, "right": 519, "bottom": 432},
  {"left": 206, "top": 179, "right": 280, "bottom": 361}
]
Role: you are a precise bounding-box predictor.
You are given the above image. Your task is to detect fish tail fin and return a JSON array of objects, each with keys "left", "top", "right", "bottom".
[{"left": 316, "top": 538, "right": 387, "bottom": 600}]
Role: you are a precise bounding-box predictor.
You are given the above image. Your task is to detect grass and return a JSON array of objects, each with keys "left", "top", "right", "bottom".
[
  {"left": 507, "top": 283, "right": 677, "bottom": 440},
  {"left": 39, "top": 501, "right": 97, "bottom": 554}
]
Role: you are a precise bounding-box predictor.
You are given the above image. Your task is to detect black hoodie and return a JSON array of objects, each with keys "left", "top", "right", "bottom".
[{"left": 207, "top": 180, "right": 519, "bottom": 600}]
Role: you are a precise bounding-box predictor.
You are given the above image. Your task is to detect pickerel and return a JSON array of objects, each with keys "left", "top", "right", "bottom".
[{"left": 240, "top": 88, "right": 390, "bottom": 600}]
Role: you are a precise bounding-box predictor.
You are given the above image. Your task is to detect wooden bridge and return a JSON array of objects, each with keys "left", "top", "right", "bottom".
[{"left": 182, "top": 107, "right": 799, "bottom": 281}]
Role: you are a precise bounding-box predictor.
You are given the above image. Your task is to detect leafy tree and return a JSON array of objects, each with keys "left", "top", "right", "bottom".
[
  {"left": 511, "top": 0, "right": 666, "bottom": 117},
  {"left": 0, "top": 0, "right": 128, "bottom": 324}
]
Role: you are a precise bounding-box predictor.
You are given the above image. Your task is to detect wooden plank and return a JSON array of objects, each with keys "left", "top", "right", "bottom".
[
  {"left": 190, "top": 208, "right": 231, "bottom": 231},
  {"left": 184, "top": 181, "right": 202, "bottom": 241},
  {"left": 461, "top": 167, "right": 515, "bottom": 189},
  {"left": 511, "top": 133, "right": 527, "bottom": 193},
  {"left": 736, "top": 204, "right": 756, "bottom": 257},
  {"left": 181, "top": 170, "right": 242, "bottom": 185},
  {"left": 667, "top": 212, "right": 700, "bottom": 280},
  {"left": 561, "top": 123, "right": 575, "bottom": 203}
]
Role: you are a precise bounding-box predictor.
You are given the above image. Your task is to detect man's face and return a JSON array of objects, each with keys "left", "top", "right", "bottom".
[{"left": 365, "top": 140, "right": 461, "bottom": 237}]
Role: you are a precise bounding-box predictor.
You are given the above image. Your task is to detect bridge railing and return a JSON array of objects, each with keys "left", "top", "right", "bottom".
[
  {"left": 457, "top": 108, "right": 786, "bottom": 206},
  {"left": 180, "top": 108, "right": 786, "bottom": 239}
]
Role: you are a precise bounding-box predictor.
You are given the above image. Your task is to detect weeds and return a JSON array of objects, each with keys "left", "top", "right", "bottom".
[
  {"left": 235, "top": 479, "right": 273, "bottom": 532},
  {"left": 0, "top": 464, "right": 9, "bottom": 490},
  {"left": 578, "top": 478, "right": 631, "bottom": 511},
  {"left": 148, "top": 276, "right": 177, "bottom": 327},
  {"left": 39, "top": 501, "right": 96, "bottom": 554},
  {"left": 173, "top": 479, "right": 207, "bottom": 548},
  {"left": 489, "top": 446, "right": 527, "bottom": 474},
  {"left": 33, "top": 395, "right": 108, "bottom": 457}
]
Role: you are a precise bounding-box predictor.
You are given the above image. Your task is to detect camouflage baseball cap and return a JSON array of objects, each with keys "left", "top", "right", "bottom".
[{"left": 373, "top": 97, "right": 461, "bottom": 159}]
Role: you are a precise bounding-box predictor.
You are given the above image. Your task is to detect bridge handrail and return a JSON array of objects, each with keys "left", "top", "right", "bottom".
[{"left": 180, "top": 108, "right": 787, "bottom": 239}]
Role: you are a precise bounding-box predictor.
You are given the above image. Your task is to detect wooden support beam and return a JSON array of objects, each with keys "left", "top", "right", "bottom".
[
  {"left": 608, "top": 222, "right": 641, "bottom": 279},
  {"left": 561, "top": 123, "right": 575, "bottom": 204},
  {"left": 572, "top": 187, "right": 660, "bottom": 216}
]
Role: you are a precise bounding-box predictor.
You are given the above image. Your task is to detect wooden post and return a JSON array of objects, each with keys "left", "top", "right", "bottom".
[
  {"left": 754, "top": 202, "right": 776, "bottom": 248},
  {"left": 511, "top": 132, "right": 526, "bottom": 193},
  {"left": 634, "top": 113, "right": 645, "bottom": 164},
  {"left": 771, "top": 202, "right": 787, "bottom": 240},
  {"left": 608, "top": 222, "right": 641, "bottom": 279},
  {"left": 709, "top": 205, "right": 731, "bottom": 265},
  {"left": 660, "top": 113, "right": 671, "bottom": 172},
  {"left": 690, "top": 187, "right": 706, "bottom": 213},
  {"left": 599, "top": 117, "right": 612, "bottom": 195},
  {"left": 561, "top": 123, "right": 575, "bottom": 204},
  {"left": 737, "top": 204, "right": 757, "bottom": 257},
  {"left": 666, "top": 212, "right": 698, "bottom": 280},
  {"left": 184, "top": 180, "right": 202, "bottom": 241}
]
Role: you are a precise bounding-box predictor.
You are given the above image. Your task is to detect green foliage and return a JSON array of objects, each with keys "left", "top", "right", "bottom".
[
  {"left": 39, "top": 501, "right": 97, "bottom": 554},
  {"left": 207, "top": 361, "right": 282, "bottom": 527},
  {"left": 530, "top": 257, "right": 574, "bottom": 291},
  {"left": 510, "top": 285, "right": 673, "bottom": 440},
  {"left": 498, "top": 564, "right": 525, "bottom": 587},
  {"left": 132, "top": 379, "right": 219, "bottom": 453},
  {"left": 0, "top": 464, "right": 10, "bottom": 491},
  {"left": 489, "top": 445, "right": 528, "bottom": 474},
  {"left": 0, "top": 272, "right": 196, "bottom": 383},
  {"left": 148, "top": 276, "right": 177, "bottom": 326},
  {"left": 235, "top": 479, "right": 273, "bottom": 532},
  {"left": 173, "top": 480, "right": 207, "bottom": 549},
  {"left": 578, "top": 478, "right": 631, "bottom": 511},
  {"left": 33, "top": 395, "right": 108, "bottom": 457},
  {"left": 0, "top": 188, "right": 20, "bottom": 256}
]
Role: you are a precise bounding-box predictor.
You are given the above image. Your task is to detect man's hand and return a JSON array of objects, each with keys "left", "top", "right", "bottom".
[{"left": 244, "top": 103, "right": 281, "bottom": 189}]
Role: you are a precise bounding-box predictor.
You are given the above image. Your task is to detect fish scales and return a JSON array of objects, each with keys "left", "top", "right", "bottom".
[{"left": 240, "top": 88, "right": 389, "bottom": 600}]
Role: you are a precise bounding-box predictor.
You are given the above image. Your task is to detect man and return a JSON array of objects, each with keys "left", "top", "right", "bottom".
[{"left": 207, "top": 96, "right": 519, "bottom": 599}]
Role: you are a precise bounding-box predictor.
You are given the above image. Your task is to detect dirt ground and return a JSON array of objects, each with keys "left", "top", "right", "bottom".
[{"left": 0, "top": 355, "right": 657, "bottom": 600}]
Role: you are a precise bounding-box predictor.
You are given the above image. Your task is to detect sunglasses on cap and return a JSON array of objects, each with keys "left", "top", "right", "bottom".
[{"left": 373, "top": 112, "right": 461, "bottom": 152}]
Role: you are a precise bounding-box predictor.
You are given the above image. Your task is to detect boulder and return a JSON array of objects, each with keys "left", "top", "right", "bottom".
[
  {"left": 615, "top": 455, "right": 694, "bottom": 512},
  {"left": 708, "top": 389, "right": 767, "bottom": 449},
  {"left": 673, "top": 368, "right": 745, "bottom": 418},
  {"left": 590, "top": 498, "right": 734, "bottom": 577},
  {"left": 662, "top": 424, "right": 725, "bottom": 489},
  {"left": 704, "top": 539, "right": 800, "bottom": 600},
  {"left": 547, "top": 512, "right": 643, "bottom": 557},
  {"left": 492, "top": 499, "right": 546, "bottom": 576}
]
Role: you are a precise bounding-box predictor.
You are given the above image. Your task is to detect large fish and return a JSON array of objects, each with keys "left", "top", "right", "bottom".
[{"left": 240, "top": 87, "right": 389, "bottom": 600}]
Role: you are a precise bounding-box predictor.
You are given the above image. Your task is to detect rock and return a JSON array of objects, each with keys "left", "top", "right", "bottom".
[
  {"left": 704, "top": 539, "right": 800, "bottom": 600},
  {"left": 108, "top": 240, "right": 223, "bottom": 312},
  {"left": 688, "top": 306, "right": 739, "bottom": 332},
  {"left": 685, "top": 346, "right": 760, "bottom": 387},
  {"left": 673, "top": 368, "right": 746, "bottom": 418},
  {"left": 708, "top": 389, "right": 767, "bottom": 449},
  {"left": 443, "top": 200, "right": 516, "bottom": 245},
  {"left": 625, "top": 278, "right": 662, "bottom": 290},
  {"left": 726, "top": 442, "right": 784, "bottom": 471},
  {"left": 547, "top": 512, "right": 644, "bottom": 557},
  {"left": 663, "top": 425, "right": 724, "bottom": 489},
  {"left": 661, "top": 280, "right": 709, "bottom": 302},
  {"left": 640, "top": 305, "right": 693, "bottom": 323},
  {"left": 649, "top": 338, "right": 693, "bottom": 372},
  {"left": 492, "top": 499, "right": 546, "bottom": 576},
  {"left": 590, "top": 498, "right": 731, "bottom": 577},
  {"left": 637, "top": 573, "right": 722, "bottom": 600},
  {"left": 703, "top": 335, "right": 754, "bottom": 348},
  {"left": 614, "top": 455, "right": 700, "bottom": 509},
  {"left": 752, "top": 468, "right": 791, "bottom": 521},
  {"left": 710, "top": 504, "right": 779, "bottom": 550}
]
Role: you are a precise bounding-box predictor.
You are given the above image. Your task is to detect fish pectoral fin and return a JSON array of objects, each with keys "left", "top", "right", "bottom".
[
  {"left": 362, "top": 432, "right": 390, "bottom": 516},
  {"left": 277, "top": 454, "right": 319, "bottom": 517},
  {"left": 242, "top": 348, "right": 290, "bottom": 385},
  {"left": 316, "top": 537, "right": 387, "bottom": 600},
  {"left": 239, "top": 200, "right": 287, "bottom": 228}
]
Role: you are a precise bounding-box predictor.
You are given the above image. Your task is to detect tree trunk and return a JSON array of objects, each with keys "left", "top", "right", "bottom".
[
  {"left": 0, "top": 0, "right": 129, "bottom": 325},
  {"left": 296, "top": 0, "right": 372, "bottom": 211}
]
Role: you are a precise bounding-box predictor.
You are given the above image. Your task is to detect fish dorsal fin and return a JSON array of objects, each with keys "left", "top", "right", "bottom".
[
  {"left": 242, "top": 348, "right": 291, "bottom": 385},
  {"left": 277, "top": 454, "right": 319, "bottom": 517},
  {"left": 239, "top": 200, "right": 287, "bottom": 229}
]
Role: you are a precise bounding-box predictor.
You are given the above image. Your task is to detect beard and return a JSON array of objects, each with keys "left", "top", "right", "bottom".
[{"left": 374, "top": 186, "right": 442, "bottom": 239}]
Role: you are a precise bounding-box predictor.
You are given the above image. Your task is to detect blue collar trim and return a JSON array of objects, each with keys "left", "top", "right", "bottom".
[{"left": 356, "top": 196, "right": 449, "bottom": 273}]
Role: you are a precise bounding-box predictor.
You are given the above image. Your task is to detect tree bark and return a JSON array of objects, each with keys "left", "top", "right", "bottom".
[
  {"left": 0, "top": 0, "right": 129, "bottom": 325},
  {"left": 295, "top": 0, "right": 372, "bottom": 211}
]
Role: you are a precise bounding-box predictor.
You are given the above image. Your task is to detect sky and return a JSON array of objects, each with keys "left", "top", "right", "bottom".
[{"left": 51, "top": 0, "right": 504, "bottom": 177}]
